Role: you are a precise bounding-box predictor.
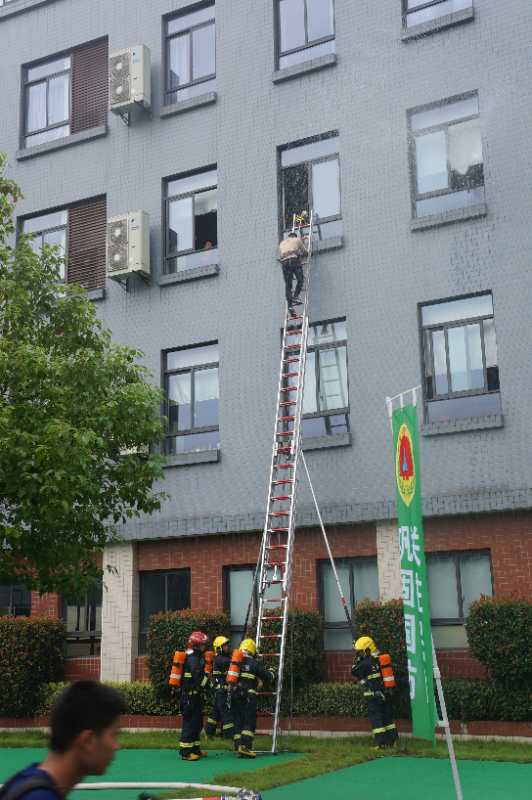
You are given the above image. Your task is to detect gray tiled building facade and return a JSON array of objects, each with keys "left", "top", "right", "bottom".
[{"left": 1, "top": 0, "right": 531, "bottom": 680}]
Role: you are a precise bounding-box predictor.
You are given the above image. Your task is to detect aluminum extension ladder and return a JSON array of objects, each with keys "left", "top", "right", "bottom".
[{"left": 254, "top": 211, "right": 318, "bottom": 753}]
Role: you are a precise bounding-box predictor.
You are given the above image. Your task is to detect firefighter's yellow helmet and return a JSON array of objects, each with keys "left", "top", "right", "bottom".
[
  {"left": 213, "top": 635, "right": 229, "bottom": 653},
  {"left": 353, "top": 635, "right": 377, "bottom": 654},
  {"left": 239, "top": 638, "right": 257, "bottom": 656}
]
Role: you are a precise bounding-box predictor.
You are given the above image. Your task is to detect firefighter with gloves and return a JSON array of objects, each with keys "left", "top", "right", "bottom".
[
  {"left": 168, "top": 630, "right": 211, "bottom": 761},
  {"left": 351, "top": 635, "right": 398, "bottom": 749},
  {"left": 229, "top": 638, "right": 275, "bottom": 758},
  {"left": 205, "top": 635, "right": 235, "bottom": 740}
]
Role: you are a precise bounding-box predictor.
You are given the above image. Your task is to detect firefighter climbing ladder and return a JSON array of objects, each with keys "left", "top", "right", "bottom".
[{"left": 250, "top": 212, "right": 354, "bottom": 754}]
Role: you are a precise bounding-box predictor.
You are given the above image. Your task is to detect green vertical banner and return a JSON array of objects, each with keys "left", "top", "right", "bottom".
[{"left": 392, "top": 403, "right": 437, "bottom": 742}]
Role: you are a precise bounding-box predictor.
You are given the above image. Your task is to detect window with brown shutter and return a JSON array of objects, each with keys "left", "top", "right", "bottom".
[
  {"left": 67, "top": 196, "right": 106, "bottom": 290},
  {"left": 23, "top": 37, "right": 108, "bottom": 149}
]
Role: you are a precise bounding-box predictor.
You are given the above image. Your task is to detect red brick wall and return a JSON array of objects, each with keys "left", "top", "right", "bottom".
[
  {"left": 31, "top": 593, "right": 61, "bottom": 617},
  {"left": 64, "top": 657, "right": 101, "bottom": 681},
  {"left": 135, "top": 656, "right": 149, "bottom": 681}
]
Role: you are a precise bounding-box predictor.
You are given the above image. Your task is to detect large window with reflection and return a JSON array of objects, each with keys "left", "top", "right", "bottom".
[
  {"left": 64, "top": 582, "right": 102, "bottom": 657},
  {"left": 276, "top": 0, "right": 335, "bottom": 70},
  {"left": 420, "top": 293, "right": 501, "bottom": 423},
  {"left": 319, "top": 558, "right": 379, "bottom": 650},
  {"left": 280, "top": 132, "right": 341, "bottom": 240},
  {"left": 301, "top": 319, "right": 349, "bottom": 438},
  {"left": 403, "top": 0, "right": 473, "bottom": 30},
  {"left": 0, "top": 585, "right": 31, "bottom": 617},
  {"left": 22, "top": 209, "right": 68, "bottom": 280},
  {"left": 223, "top": 566, "right": 256, "bottom": 648},
  {"left": 408, "top": 92, "right": 484, "bottom": 219},
  {"left": 164, "top": 342, "right": 220, "bottom": 455},
  {"left": 164, "top": 2, "right": 216, "bottom": 105},
  {"left": 427, "top": 550, "right": 492, "bottom": 649},
  {"left": 139, "top": 570, "right": 191, "bottom": 653}
]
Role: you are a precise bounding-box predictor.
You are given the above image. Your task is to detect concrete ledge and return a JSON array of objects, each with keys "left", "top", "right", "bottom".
[
  {"left": 159, "top": 263, "right": 219, "bottom": 286},
  {"left": 272, "top": 53, "right": 337, "bottom": 84},
  {"left": 303, "top": 432, "right": 351, "bottom": 451},
  {"left": 411, "top": 202, "right": 487, "bottom": 231},
  {"left": 315, "top": 235, "right": 343, "bottom": 254},
  {"left": 160, "top": 91, "right": 217, "bottom": 118},
  {"left": 162, "top": 449, "right": 220, "bottom": 468},
  {"left": 402, "top": 7, "right": 474, "bottom": 41},
  {"left": 0, "top": 0, "right": 56, "bottom": 20},
  {"left": 422, "top": 413, "right": 504, "bottom": 437},
  {"left": 86, "top": 287, "right": 105, "bottom": 302},
  {"left": 16, "top": 125, "right": 108, "bottom": 160}
]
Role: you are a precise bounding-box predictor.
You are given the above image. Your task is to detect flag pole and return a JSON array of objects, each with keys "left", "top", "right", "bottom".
[{"left": 386, "top": 386, "right": 464, "bottom": 800}]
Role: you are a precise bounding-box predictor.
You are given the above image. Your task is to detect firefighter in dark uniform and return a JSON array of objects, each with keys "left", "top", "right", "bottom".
[
  {"left": 351, "top": 635, "right": 398, "bottom": 749},
  {"left": 205, "top": 635, "right": 234, "bottom": 740},
  {"left": 231, "top": 638, "right": 275, "bottom": 758},
  {"left": 179, "top": 631, "right": 210, "bottom": 761}
]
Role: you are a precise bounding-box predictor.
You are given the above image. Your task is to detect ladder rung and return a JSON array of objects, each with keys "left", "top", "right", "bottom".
[
  {"left": 267, "top": 544, "right": 288, "bottom": 550},
  {"left": 257, "top": 691, "right": 276, "bottom": 696},
  {"left": 284, "top": 344, "right": 301, "bottom": 352},
  {"left": 283, "top": 356, "right": 301, "bottom": 362},
  {"left": 259, "top": 634, "right": 282, "bottom": 639},
  {"left": 272, "top": 479, "right": 293, "bottom": 485},
  {"left": 269, "top": 526, "right": 289, "bottom": 532},
  {"left": 270, "top": 511, "right": 289, "bottom": 517},
  {"left": 271, "top": 495, "right": 291, "bottom": 501},
  {"left": 265, "top": 579, "right": 284, "bottom": 585},
  {"left": 276, "top": 432, "right": 293, "bottom": 438},
  {"left": 260, "top": 652, "right": 281, "bottom": 657},
  {"left": 282, "top": 371, "right": 299, "bottom": 379},
  {"left": 278, "top": 415, "right": 295, "bottom": 422},
  {"left": 276, "top": 446, "right": 292, "bottom": 454},
  {"left": 273, "top": 463, "right": 294, "bottom": 470},
  {"left": 279, "top": 385, "right": 298, "bottom": 392},
  {"left": 261, "top": 615, "right": 283, "bottom": 620},
  {"left": 278, "top": 401, "right": 297, "bottom": 408}
]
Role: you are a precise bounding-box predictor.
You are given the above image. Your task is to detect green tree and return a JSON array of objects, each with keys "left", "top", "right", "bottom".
[{"left": 0, "top": 153, "right": 166, "bottom": 597}]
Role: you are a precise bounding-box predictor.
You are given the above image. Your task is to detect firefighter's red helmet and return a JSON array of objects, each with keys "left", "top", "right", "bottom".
[{"left": 187, "top": 631, "right": 209, "bottom": 649}]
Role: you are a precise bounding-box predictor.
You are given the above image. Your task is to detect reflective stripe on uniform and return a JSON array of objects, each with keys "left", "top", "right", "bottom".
[
  {"left": 223, "top": 723, "right": 235, "bottom": 730},
  {"left": 242, "top": 730, "right": 254, "bottom": 736},
  {"left": 193, "top": 740, "right": 200, "bottom": 747},
  {"left": 180, "top": 741, "right": 194, "bottom": 748},
  {"left": 384, "top": 724, "right": 396, "bottom": 731},
  {"left": 363, "top": 691, "right": 374, "bottom": 697},
  {"left": 184, "top": 672, "right": 192, "bottom": 678},
  {"left": 367, "top": 673, "right": 382, "bottom": 680},
  {"left": 248, "top": 688, "right": 257, "bottom": 694},
  {"left": 372, "top": 727, "right": 386, "bottom": 734},
  {"left": 241, "top": 672, "right": 255, "bottom": 680},
  {"left": 207, "top": 717, "right": 217, "bottom": 725},
  {"left": 233, "top": 734, "right": 241, "bottom": 740}
]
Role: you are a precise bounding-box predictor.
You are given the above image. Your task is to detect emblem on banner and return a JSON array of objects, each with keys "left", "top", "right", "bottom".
[{"left": 396, "top": 423, "right": 415, "bottom": 506}]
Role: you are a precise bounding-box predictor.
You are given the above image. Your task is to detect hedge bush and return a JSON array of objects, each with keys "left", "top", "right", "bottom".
[
  {"left": 36, "top": 678, "right": 531, "bottom": 722},
  {"left": 147, "top": 610, "right": 230, "bottom": 699},
  {"left": 466, "top": 597, "right": 532, "bottom": 687},
  {"left": 0, "top": 617, "right": 65, "bottom": 717}
]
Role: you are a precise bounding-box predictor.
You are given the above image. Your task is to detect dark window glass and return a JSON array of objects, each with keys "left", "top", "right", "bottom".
[
  {"left": 420, "top": 293, "right": 501, "bottom": 423},
  {"left": 277, "top": 0, "right": 335, "bottom": 69},
  {"left": 403, "top": 0, "right": 473, "bottom": 30},
  {"left": 139, "top": 570, "right": 191, "bottom": 653},
  {"left": 300, "top": 319, "right": 349, "bottom": 439},
  {"left": 319, "top": 558, "right": 379, "bottom": 650},
  {"left": 224, "top": 566, "right": 256, "bottom": 648},
  {"left": 64, "top": 582, "right": 102, "bottom": 657},
  {"left": 22, "top": 209, "right": 67, "bottom": 280},
  {"left": 280, "top": 134, "right": 341, "bottom": 239},
  {"left": 409, "top": 93, "right": 484, "bottom": 219},
  {"left": 427, "top": 550, "right": 492, "bottom": 649},
  {"left": 0, "top": 585, "right": 31, "bottom": 617},
  {"left": 164, "top": 343, "right": 220, "bottom": 455},
  {"left": 164, "top": 168, "right": 218, "bottom": 274},
  {"left": 24, "top": 56, "right": 71, "bottom": 148},
  {"left": 165, "top": 3, "right": 216, "bottom": 105}
]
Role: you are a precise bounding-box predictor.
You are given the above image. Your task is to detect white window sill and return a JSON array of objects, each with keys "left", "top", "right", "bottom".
[
  {"left": 273, "top": 53, "right": 337, "bottom": 84},
  {"left": 421, "top": 414, "right": 504, "bottom": 436},
  {"left": 411, "top": 202, "right": 487, "bottom": 231},
  {"left": 159, "top": 263, "right": 219, "bottom": 286},
  {"left": 163, "top": 449, "right": 220, "bottom": 468},
  {"left": 160, "top": 91, "right": 217, "bottom": 118},
  {"left": 402, "top": 7, "right": 474, "bottom": 41},
  {"left": 16, "top": 125, "right": 107, "bottom": 160},
  {"left": 303, "top": 432, "right": 351, "bottom": 451},
  {"left": 0, "top": 0, "right": 56, "bottom": 19}
]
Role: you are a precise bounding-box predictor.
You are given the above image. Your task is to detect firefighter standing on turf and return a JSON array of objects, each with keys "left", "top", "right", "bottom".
[
  {"left": 205, "top": 635, "right": 234, "bottom": 740},
  {"left": 351, "top": 635, "right": 398, "bottom": 749},
  {"left": 169, "top": 630, "right": 210, "bottom": 761},
  {"left": 230, "top": 638, "right": 275, "bottom": 758}
]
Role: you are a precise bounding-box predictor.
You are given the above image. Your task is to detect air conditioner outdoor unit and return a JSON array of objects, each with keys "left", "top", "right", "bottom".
[
  {"left": 106, "top": 211, "right": 150, "bottom": 280},
  {"left": 109, "top": 45, "right": 151, "bottom": 113}
]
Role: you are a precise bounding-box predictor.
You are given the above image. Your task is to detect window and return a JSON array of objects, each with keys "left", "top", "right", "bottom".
[
  {"left": 300, "top": 319, "right": 349, "bottom": 438},
  {"left": 403, "top": 0, "right": 472, "bottom": 30},
  {"left": 164, "top": 168, "right": 218, "bottom": 274},
  {"left": 0, "top": 585, "right": 31, "bottom": 617},
  {"left": 319, "top": 558, "right": 379, "bottom": 650},
  {"left": 22, "top": 39, "right": 108, "bottom": 150},
  {"left": 20, "top": 196, "right": 106, "bottom": 290},
  {"left": 427, "top": 550, "right": 492, "bottom": 648},
  {"left": 23, "top": 209, "right": 67, "bottom": 280},
  {"left": 280, "top": 133, "right": 341, "bottom": 240},
  {"left": 421, "top": 293, "right": 501, "bottom": 423},
  {"left": 164, "top": 2, "right": 216, "bottom": 105},
  {"left": 139, "top": 569, "right": 191, "bottom": 653},
  {"left": 164, "top": 343, "right": 220, "bottom": 455},
  {"left": 224, "top": 566, "right": 256, "bottom": 648},
  {"left": 409, "top": 92, "right": 484, "bottom": 219},
  {"left": 276, "top": 0, "right": 335, "bottom": 69},
  {"left": 64, "top": 582, "right": 102, "bottom": 657}
]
